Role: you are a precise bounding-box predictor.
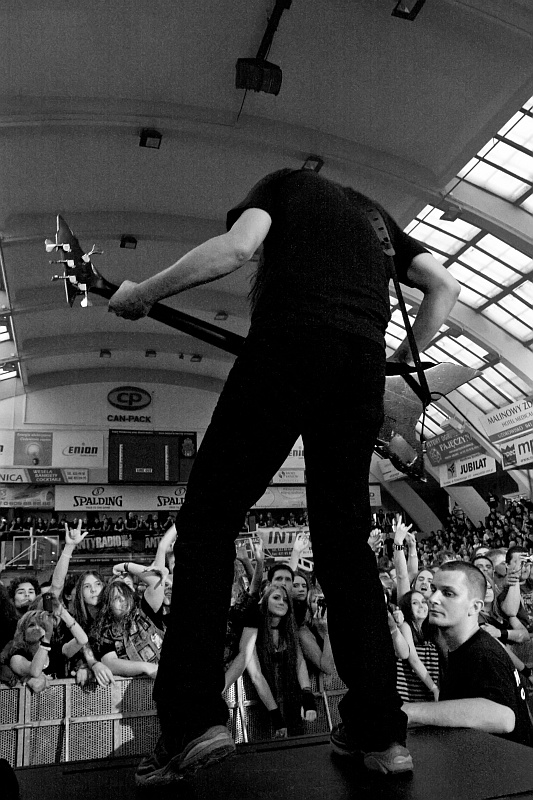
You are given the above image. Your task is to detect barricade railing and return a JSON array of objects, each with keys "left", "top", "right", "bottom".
[{"left": 0, "top": 671, "right": 347, "bottom": 768}]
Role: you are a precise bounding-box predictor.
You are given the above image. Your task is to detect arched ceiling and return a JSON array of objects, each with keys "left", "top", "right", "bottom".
[{"left": 0, "top": 0, "right": 533, "bottom": 503}]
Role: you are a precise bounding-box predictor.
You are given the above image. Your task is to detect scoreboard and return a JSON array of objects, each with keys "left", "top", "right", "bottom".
[{"left": 108, "top": 430, "right": 197, "bottom": 484}]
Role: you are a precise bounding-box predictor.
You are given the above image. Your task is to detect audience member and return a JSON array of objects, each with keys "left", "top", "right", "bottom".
[{"left": 402, "top": 562, "right": 533, "bottom": 747}]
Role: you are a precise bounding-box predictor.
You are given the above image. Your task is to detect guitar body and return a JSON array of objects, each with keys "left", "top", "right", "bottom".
[{"left": 47, "top": 215, "right": 477, "bottom": 477}]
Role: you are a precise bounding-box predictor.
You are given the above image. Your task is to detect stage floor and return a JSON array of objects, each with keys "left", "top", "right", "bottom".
[{"left": 15, "top": 728, "right": 533, "bottom": 800}]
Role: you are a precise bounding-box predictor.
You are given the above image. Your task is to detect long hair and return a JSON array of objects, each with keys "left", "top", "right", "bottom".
[
  {"left": 92, "top": 581, "right": 138, "bottom": 646},
  {"left": 256, "top": 585, "right": 299, "bottom": 698},
  {"left": 398, "top": 590, "right": 430, "bottom": 646},
  {"left": 71, "top": 571, "right": 105, "bottom": 631},
  {"left": 1, "top": 609, "right": 48, "bottom": 663}
]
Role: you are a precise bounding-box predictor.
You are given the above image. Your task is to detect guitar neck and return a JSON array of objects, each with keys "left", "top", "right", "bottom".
[{"left": 89, "top": 282, "right": 244, "bottom": 357}]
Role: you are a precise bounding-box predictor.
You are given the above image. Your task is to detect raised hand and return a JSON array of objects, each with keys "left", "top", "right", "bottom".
[
  {"left": 252, "top": 537, "right": 264, "bottom": 561},
  {"left": 392, "top": 514, "right": 412, "bottom": 545},
  {"left": 292, "top": 531, "right": 309, "bottom": 555},
  {"left": 368, "top": 528, "right": 383, "bottom": 552},
  {"left": 405, "top": 531, "right": 417, "bottom": 549},
  {"left": 64, "top": 519, "right": 89, "bottom": 547}
]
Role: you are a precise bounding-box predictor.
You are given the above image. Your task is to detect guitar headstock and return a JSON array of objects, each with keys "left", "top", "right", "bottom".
[{"left": 46, "top": 216, "right": 106, "bottom": 307}]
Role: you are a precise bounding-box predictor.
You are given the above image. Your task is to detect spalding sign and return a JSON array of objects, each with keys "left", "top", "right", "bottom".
[{"left": 108, "top": 386, "right": 152, "bottom": 411}]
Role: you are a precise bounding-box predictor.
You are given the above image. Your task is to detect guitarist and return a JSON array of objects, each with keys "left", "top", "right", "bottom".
[{"left": 109, "top": 167, "right": 460, "bottom": 784}]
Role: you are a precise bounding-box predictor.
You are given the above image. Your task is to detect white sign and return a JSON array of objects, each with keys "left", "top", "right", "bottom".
[
  {"left": 253, "top": 486, "right": 307, "bottom": 508},
  {"left": 255, "top": 527, "right": 313, "bottom": 559},
  {"left": 480, "top": 397, "right": 533, "bottom": 444},
  {"left": 0, "top": 431, "right": 15, "bottom": 466},
  {"left": 52, "top": 431, "right": 104, "bottom": 468},
  {"left": 378, "top": 459, "right": 406, "bottom": 482},
  {"left": 0, "top": 485, "right": 55, "bottom": 508},
  {"left": 280, "top": 437, "right": 305, "bottom": 470},
  {"left": 498, "top": 430, "right": 533, "bottom": 470},
  {"left": 369, "top": 484, "right": 382, "bottom": 506},
  {"left": 55, "top": 484, "right": 187, "bottom": 512},
  {"left": 439, "top": 453, "right": 496, "bottom": 487},
  {"left": 271, "top": 469, "right": 305, "bottom": 484}
]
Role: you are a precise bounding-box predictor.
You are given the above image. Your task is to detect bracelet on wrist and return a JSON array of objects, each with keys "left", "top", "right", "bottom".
[
  {"left": 393, "top": 544, "right": 404, "bottom": 551},
  {"left": 499, "top": 629, "right": 509, "bottom": 644},
  {"left": 40, "top": 641, "right": 52, "bottom": 651}
]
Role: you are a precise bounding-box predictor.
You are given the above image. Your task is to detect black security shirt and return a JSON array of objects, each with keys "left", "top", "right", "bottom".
[
  {"left": 440, "top": 629, "right": 533, "bottom": 748},
  {"left": 226, "top": 169, "right": 428, "bottom": 347}
]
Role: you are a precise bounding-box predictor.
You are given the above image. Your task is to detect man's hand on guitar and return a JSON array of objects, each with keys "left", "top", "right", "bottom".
[{"left": 109, "top": 281, "right": 152, "bottom": 320}]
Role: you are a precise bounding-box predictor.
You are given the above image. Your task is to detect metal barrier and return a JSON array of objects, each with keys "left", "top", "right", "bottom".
[{"left": 0, "top": 672, "right": 347, "bottom": 768}]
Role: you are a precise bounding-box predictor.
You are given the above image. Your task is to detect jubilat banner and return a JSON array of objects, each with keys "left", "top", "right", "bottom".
[
  {"left": 480, "top": 397, "right": 533, "bottom": 444},
  {"left": 425, "top": 429, "right": 483, "bottom": 467},
  {"left": 55, "top": 484, "right": 187, "bottom": 511},
  {"left": 439, "top": 453, "right": 497, "bottom": 487}
]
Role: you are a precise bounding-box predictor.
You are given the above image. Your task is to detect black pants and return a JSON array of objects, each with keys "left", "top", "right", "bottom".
[{"left": 154, "top": 328, "right": 407, "bottom": 751}]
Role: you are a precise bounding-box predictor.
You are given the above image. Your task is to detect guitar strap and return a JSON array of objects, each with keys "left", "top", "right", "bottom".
[{"left": 364, "top": 204, "right": 432, "bottom": 408}]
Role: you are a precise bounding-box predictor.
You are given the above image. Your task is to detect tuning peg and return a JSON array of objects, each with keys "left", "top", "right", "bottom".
[
  {"left": 80, "top": 293, "right": 92, "bottom": 308},
  {"left": 45, "top": 239, "right": 57, "bottom": 253}
]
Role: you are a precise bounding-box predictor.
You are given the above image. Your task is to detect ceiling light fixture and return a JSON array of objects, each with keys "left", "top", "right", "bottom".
[
  {"left": 139, "top": 128, "right": 162, "bottom": 149},
  {"left": 214, "top": 311, "right": 228, "bottom": 321},
  {"left": 302, "top": 155, "right": 324, "bottom": 172},
  {"left": 190, "top": 354, "right": 202, "bottom": 363},
  {"left": 100, "top": 349, "right": 111, "bottom": 358},
  {"left": 120, "top": 235, "right": 137, "bottom": 249},
  {"left": 391, "top": 0, "right": 427, "bottom": 20},
  {"left": 145, "top": 349, "right": 157, "bottom": 358}
]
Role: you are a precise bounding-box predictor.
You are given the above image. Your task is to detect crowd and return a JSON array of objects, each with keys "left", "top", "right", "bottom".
[
  {"left": 0, "top": 511, "right": 178, "bottom": 538},
  {"left": 0, "top": 497, "right": 532, "bottom": 749}
]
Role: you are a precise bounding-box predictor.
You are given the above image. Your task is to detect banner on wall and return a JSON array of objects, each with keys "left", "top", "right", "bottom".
[
  {"left": 480, "top": 397, "right": 533, "bottom": 444},
  {"left": 55, "top": 484, "right": 187, "bottom": 512},
  {"left": 498, "top": 430, "right": 533, "bottom": 470},
  {"left": 252, "top": 484, "right": 381, "bottom": 508},
  {"left": 0, "top": 430, "right": 103, "bottom": 470},
  {"left": 0, "top": 485, "right": 55, "bottom": 508},
  {"left": 0, "top": 431, "right": 15, "bottom": 466},
  {"left": 425, "top": 429, "right": 483, "bottom": 467},
  {"left": 51, "top": 432, "right": 104, "bottom": 468},
  {"left": 439, "top": 453, "right": 496, "bottom": 487},
  {"left": 281, "top": 437, "right": 305, "bottom": 470},
  {"left": 76, "top": 533, "right": 133, "bottom": 552},
  {"left": 271, "top": 469, "right": 305, "bottom": 484},
  {"left": 14, "top": 431, "right": 53, "bottom": 466},
  {"left": 253, "top": 527, "right": 313, "bottom": 560},
  {"left": 378, "top": 459, "right": 406, "bottom": 482},
  {"left": 0, "top": 467, "right": 87, "bottom": 484}
]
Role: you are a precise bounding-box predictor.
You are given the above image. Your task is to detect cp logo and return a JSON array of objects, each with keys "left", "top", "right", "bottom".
[{"left": 108, "top": 386, "right": 152, "bottom": 410}]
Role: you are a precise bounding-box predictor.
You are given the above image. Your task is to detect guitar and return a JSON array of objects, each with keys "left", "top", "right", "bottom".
[{"left": 47, "top": 215, "right": 478, "bottom": 478}]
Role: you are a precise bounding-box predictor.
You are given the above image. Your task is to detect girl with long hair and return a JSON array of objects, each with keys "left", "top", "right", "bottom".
[
  {"left": 90, "top": 581, "right": 163, "bottom": 680},
  {"left": 396, "top": 590, "right": 439, "bottom": 703},
  {"left": 224, "top": 584, "right": 316, "bottom": 737}
]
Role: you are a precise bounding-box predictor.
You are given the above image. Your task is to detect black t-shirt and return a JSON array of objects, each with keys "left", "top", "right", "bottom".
[
  {"left": 226, "top": 168, "right": 428, "bottom": 347},
  {"left": 440, "top": 629, "right": 533, "bottom": 748}
]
